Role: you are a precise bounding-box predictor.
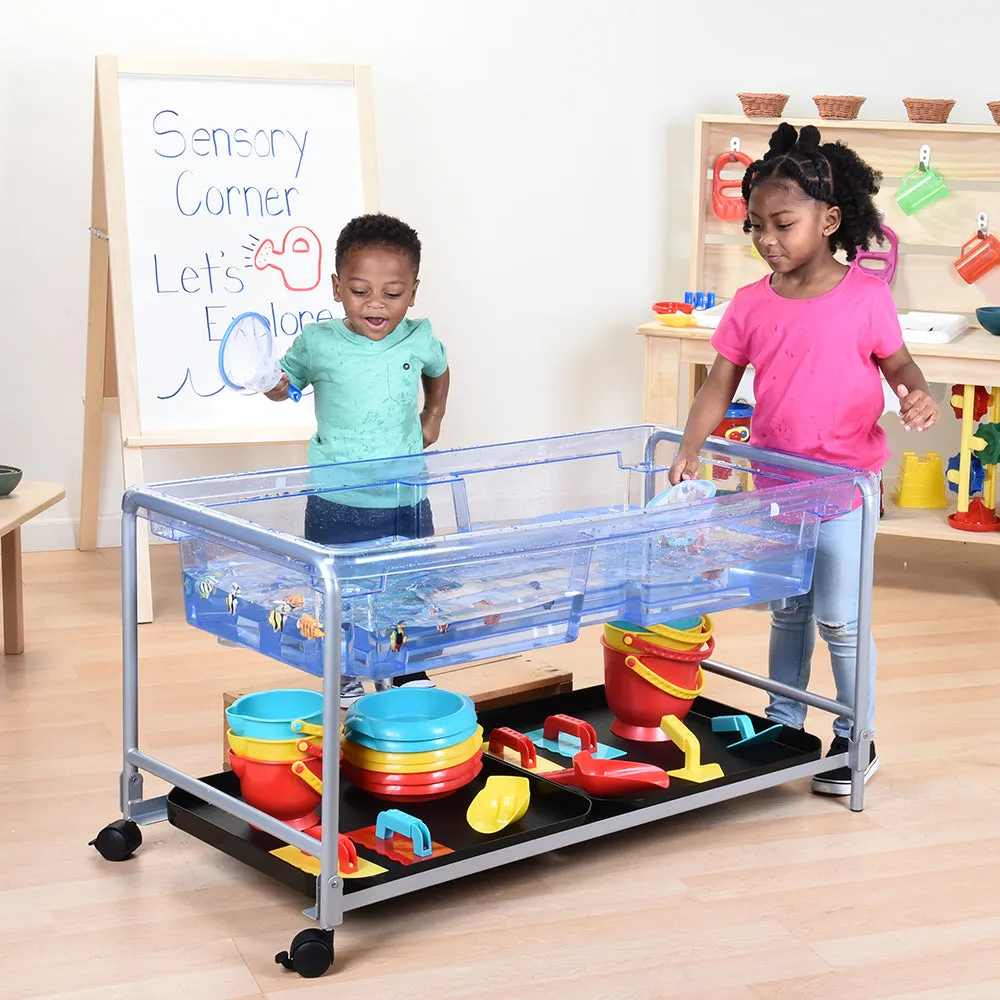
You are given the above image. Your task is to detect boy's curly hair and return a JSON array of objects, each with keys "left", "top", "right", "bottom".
[
  {"left": 334, "top": 213, "right": 421, "bottom": 274},
  {"left": 741, "top": 122, "right": 883, "bottom": 261}
]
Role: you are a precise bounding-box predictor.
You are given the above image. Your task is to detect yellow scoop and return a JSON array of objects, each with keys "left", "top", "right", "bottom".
[{"left": 466, "top": 776, "right": 531, "bottom": 834}]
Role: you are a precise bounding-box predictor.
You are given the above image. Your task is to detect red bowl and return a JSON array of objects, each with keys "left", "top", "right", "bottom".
[
  {"left": 341, "top": 750, "right": 483, "bottom": 788},
  {"left": 342, "top": 756, "right": 482, "bottom": 801},
  {"left": 652, "top": 301, "right": 695, "bottom": 315},
  {"left": 228, "top": 749, "right": 322, "bottom": 821},
  {"left": 602, "top": 637, "right": 703, "bottom": 742}
]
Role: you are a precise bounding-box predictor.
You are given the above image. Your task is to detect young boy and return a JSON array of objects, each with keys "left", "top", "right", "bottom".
[{"left": 266, "top": 213, "right": 450, "bottom": 705}]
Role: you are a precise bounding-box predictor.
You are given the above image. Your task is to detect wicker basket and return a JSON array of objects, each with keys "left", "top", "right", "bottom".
[
  {"left": 988, "top": 101, "right": 1000, "bottom": 126},
  {"left": 737, "top": 92, "right": 790, "bottom": 118},
  {"left": 813, "top": 95, "right": 866, "bottom": 120},
  {"left": 902, "top": 98, "right": 955, "bottom": 124}
]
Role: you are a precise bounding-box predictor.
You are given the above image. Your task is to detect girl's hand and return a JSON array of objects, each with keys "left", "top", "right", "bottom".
[
  {"left": 668, "top": 451, "right": 701, "bottom": 484},
  {"left": 264, "top": 372, "right": 290, "bottom": 402},
  {"left": 897, "top": 385, "right": 939, "bottom": 431},
  {"left": 421, "top": 410, "right": 443, "bottom": 448}
]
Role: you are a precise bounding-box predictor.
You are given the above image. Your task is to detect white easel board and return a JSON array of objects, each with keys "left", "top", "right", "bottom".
[{"left": 80, "top": 57, "right": 379, "bottom": 620}]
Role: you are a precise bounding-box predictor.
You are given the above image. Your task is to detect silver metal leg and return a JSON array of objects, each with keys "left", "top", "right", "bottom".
[
  {"left": 120, "top": 509, "right": 146, "bottom": 820},
  {"left": 849, "top": 478, "right": 880, "bottom": 812},
  {"left": 311, "top": 570, "right": 345, "bottom": 930}
]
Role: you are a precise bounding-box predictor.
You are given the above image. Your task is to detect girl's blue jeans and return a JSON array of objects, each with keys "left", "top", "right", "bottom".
[{"left": 765, "top": 504, "right": 876, "bottom": 739}]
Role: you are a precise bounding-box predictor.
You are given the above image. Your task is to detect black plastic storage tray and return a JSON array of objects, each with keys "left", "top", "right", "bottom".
[
  {"left": 476, "top": 685, "right": 823, "bottom": 818},
  {"left": 167, "top": 752, "right": 592, "bottom": 899}
]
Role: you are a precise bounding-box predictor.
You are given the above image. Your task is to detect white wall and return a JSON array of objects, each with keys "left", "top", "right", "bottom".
[{"left": 1, "top": 0, "right": 993, "bottom": 549}]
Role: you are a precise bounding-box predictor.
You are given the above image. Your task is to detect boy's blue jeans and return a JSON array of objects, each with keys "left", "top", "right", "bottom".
[{"left": 765, "top": 504, "right": 876, "bottom": 739}]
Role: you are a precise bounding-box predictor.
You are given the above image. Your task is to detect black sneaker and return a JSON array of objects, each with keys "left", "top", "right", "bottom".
[
  {"left": 811, "top": 735, "right": 879, "bottom": 796},
  {"left": 390, "top": 671, "right": 435, "bottom": 690}
]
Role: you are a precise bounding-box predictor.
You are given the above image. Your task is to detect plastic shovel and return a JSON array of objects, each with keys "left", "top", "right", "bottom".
[
  {"left": 544, "top": 751, "right": 670, "bottom": 797},
  {"left": 466, "top": 776, "right": 531, "bottom": 834}
]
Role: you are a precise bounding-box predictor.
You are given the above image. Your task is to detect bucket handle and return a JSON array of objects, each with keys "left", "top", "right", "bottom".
[
  {"left": 622, "top": 631, "right": 716, "bottom": 662},
  {"left": 624, "top": 654, "right": 706, "bottom": 701},
  {"left": 291, "top": 719, "right": 324, "bottom": 737},
  {"left": 291, "top": 760, "right": 323, "bottom": 796}
]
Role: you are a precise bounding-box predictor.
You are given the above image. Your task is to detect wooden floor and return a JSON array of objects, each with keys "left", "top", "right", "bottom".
[{"left": 1, "top": 537, "right": 999, "bottom": 999}]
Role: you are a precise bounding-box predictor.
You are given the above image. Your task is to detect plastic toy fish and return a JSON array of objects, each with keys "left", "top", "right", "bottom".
[
  {"left": 283, "top": 594, "right": 305, "bottom": 609},
  {"left": 183, "top": 576, "right": 193, "bottom": 596},
  {"left": 225, "top": 584, "right": 240, "bottom": 615},
  {"left": 268, "top": 607, "right": 288, "bottom": 632},
  {"left": 389, "top": 622, "right": 407, "bottom": 652},
  {"left": 298, "top": 614, "right": 324, "bottom": 640},
  {"left": 197, "top": 576, "right": 218, "bottom": 600}
]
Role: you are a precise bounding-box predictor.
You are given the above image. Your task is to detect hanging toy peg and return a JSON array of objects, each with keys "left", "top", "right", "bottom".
[
  {"left": 919, "top": 143, "right": 932, "bottom": 170},
  {"left": 979, "top": 212, "right": 990, "bottom": 235},
  {"left": 712, "top": 136, "right": 753, "bottom": 222}
]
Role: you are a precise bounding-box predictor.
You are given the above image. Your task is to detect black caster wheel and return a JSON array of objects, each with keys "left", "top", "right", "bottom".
[
  {"left": 89, "top": 819, "right": 142, "bottom": 862},
  {"left": 275, "top": 928, "right": 334, "bottom": 978}
]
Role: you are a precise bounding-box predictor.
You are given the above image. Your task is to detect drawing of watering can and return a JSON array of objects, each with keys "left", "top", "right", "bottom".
[{"left": 253, "top": 226, "right": 323, "bottom": 291}]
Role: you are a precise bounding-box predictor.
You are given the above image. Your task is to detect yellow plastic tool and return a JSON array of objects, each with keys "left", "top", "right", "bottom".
[
  {"left": 270, "top": 845, "right": 387, "bottom": 879},
  {"left": 466, "top": 776, "right": 531, "bottom": 834},
  {"left": 341, "top": 726, "right": 484, "bottom": 772},
  {"left": 660, "top": 714, "right": 724, "bottom": 783},
  {"left": 226, "top": 730, "right": 324, "bottom": 762}
]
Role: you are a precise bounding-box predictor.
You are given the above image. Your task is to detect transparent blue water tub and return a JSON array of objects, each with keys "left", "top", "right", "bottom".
[{"left": 130, "top": 426, "right": 863, "bottom": 680}]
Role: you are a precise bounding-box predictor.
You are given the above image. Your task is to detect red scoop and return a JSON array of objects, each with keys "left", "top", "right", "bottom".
[{"left": 544, "top": 751, "right": 670, "bottom": 796}]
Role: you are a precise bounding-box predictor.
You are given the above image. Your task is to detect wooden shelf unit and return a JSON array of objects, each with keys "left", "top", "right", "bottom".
[{"left": 639, "top": 113, "right": 1000, "bottom": 546}]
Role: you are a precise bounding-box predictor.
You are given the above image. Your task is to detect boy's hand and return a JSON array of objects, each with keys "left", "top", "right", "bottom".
[
  {"left": 669, "top": 451, "right": 700, "bottom": 485},
  {"left": 897, "top": 385, "right": 938, "bottom": 432},
  {"left": 421, "top": 410, "right": 442, "bottom": 448},
  {"left": 264, "top": 372, "right": 290, "bottom": 402}
]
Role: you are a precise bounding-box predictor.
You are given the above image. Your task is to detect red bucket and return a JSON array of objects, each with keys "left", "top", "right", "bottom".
[
  {"left": 602, "top": 636, "right": 708, "bottom": 742},
  {"left": 228, "top": 749, "right": 322, "bottom": 822}
]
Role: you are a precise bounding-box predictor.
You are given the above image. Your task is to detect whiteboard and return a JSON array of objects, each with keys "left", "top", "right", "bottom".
[{"left": 110, "top": 63, "right": 377, "bottom": 441}]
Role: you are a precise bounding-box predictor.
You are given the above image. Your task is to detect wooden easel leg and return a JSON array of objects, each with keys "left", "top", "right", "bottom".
[
  {"left": 122, "top": 446, "right": 153, "bottom": 624},
  {"left": 80, "top": 83, "right": 110, "bottom": 552}
]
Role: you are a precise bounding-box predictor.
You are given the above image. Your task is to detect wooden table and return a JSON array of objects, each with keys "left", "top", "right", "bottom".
[
  {"left": 639, "top": 321, "right": 1000, "bottom": 546},
  {"left": 1, "top": 481, "right": 65, "bottom": 653}
]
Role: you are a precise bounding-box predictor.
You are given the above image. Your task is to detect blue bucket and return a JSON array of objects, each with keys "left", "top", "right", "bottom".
[{"left": 226, "top": 688, "right": 324, "bottom": 740}]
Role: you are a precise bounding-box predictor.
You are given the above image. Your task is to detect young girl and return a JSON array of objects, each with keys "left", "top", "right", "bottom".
[
  {"left": 266, "top": 213, "right": 450, "bottom": 705},
  {"left": 669, "top": 123, "right": 939, "bottom": 795}
]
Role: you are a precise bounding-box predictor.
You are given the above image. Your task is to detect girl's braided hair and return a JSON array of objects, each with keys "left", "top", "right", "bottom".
[{"left": 741, "top": 122, "right": 883, "bottom": 261}]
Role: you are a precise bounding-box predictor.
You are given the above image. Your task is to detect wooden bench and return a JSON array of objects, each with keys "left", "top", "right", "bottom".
[
  {"left": 1, "top": 481, "right": 65, "bottom": 654},
  {"left": 221, "top": 654, "right": 573, "bottom": 769}
]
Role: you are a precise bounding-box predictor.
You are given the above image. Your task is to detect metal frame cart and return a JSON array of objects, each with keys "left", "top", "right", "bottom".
[{"left": 90, "top": 425, "right": 879, "bottom": 978}]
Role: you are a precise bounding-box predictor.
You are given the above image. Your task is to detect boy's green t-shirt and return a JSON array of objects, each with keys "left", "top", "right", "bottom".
[{"left": 279, "top": 317, "right": 448, "bottom": 507}]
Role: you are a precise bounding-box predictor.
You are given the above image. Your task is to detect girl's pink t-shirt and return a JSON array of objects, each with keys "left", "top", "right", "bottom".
[{"left": 711, "top": 264, "right": 904, "bottom": 475}]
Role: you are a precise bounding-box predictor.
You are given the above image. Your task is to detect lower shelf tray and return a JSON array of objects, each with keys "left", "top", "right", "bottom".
[
  {"left": 167, "top": 752, "right": 592, "bottom": 898},
  {"left": 476, "top": 686, "right": 822, "bottom": 818},
  {"left": 167, "top": 685, "right": 822, "bottom": 899}
]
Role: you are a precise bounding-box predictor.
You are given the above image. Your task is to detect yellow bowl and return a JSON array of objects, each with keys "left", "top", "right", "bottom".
[
  {"left": 226, "top": 729, "right": 324, "bottom": 762},
  {"left": 340, "top": 726, "right": 484, "bottom": 773},
  {"left": 656, "top": 313, "right": 697, "bottom": 327},
  {"left": 603, "top": 616, "right": 714, "bottom": 654}
]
